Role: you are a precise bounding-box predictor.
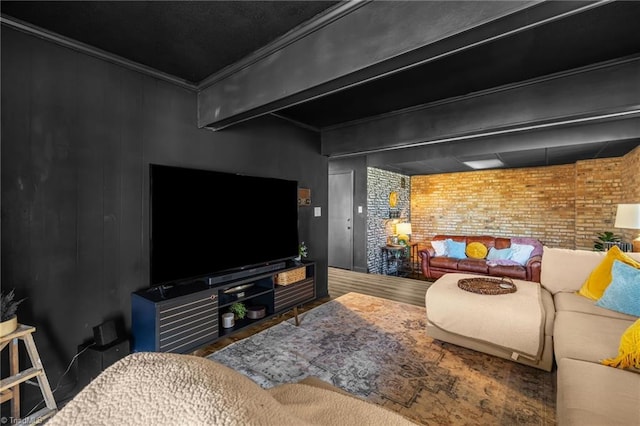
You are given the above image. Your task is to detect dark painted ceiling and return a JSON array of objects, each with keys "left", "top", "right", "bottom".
[
  {"left": 0, "top": 1, "right": 340, "bottom": 83},
  {"left": 2, "top": 1, "right": 639, "bottom": 175}
]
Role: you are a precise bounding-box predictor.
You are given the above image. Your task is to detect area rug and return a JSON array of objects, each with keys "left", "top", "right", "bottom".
[{"left": 207, "top": 292, "right": 556, "bottom": 425}]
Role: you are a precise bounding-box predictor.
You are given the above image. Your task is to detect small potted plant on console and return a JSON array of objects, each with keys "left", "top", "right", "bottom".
[
  {"left": 1, "top": 289, "right": 26, "bottom": 337},
  {"left": 294, "top": 241, "right": 308, "bottom": 264},
  {"left": 229, "top": 302, "right": 247, "bottom": 320}
]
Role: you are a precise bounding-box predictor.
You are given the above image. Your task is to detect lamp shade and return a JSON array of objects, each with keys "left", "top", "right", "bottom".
[
  {"left": 395, "top": 223, "right": 412, "bottom": 235},
  {"left": 614, "top": 204, "right": 640, "bottom": 229}
]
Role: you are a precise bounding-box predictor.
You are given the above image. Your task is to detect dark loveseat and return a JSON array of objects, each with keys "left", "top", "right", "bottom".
[{"left": 419, "top": 235, "right": 543, "bottom": 282}]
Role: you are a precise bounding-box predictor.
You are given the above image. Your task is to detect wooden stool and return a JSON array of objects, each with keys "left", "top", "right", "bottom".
[{"left": 0, "top": 324, "right": 57, "bottom": 424}]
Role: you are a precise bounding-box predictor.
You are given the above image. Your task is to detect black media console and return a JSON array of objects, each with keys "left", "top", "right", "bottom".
[{"left": 131, "top": 261, "right": 315, "bottom": 354}]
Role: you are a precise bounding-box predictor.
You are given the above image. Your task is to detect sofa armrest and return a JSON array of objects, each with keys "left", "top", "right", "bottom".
[
  {"left": 419, "top": 248, "right": 435, "bottom": 276},
  {"left": 525, "top": 255, "right": 542, "bottom": 283}
]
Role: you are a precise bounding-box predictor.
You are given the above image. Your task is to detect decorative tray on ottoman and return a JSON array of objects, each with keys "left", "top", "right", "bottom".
[{"left": 457, "top": 277, "right": 517, "bottom": 295}]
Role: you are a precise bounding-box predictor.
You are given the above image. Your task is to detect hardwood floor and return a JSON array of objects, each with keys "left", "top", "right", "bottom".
[{"left": 195, "top": 269, "right": 432, "bottom": 357}]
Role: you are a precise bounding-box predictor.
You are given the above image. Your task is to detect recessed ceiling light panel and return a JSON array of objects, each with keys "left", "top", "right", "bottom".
[{"left": 462, "top": 159, "right": 505, "bottom": 169}]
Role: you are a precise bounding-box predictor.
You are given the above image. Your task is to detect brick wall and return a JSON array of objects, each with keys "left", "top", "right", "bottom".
[
  {"left": 618, "top": 146, "right": 640, "bottom": 243},
  {"left": 411, "top": 164, "right": 575, "bottom": 248},
  {"left": 574, "top": 157, "right": 623, "bottom": 249},
  {"left": 410, "top": 146, "right": 640, "bottom": 250}
]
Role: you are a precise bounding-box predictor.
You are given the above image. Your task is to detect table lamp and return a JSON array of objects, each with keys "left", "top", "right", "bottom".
[
  {"left": 614, "top": 203, "right": 640, "bottom": 252},
  {"left": 396, "top": 223, "right": 412, "bottom": 244}
]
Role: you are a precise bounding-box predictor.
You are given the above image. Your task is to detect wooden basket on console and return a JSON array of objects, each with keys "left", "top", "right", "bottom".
[{"left": 275, "top": 267, "right": 306, "bottom": 286}]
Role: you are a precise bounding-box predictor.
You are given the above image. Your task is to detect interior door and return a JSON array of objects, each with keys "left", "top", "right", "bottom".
[{"left": 328, "top": 171, "right": 353, "bottom": 270}]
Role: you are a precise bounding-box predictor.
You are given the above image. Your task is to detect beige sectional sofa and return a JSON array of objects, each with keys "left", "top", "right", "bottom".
[
  {"left": 541, "top": 247, "right": 640, "bottom": 425},
  {"left": 425, "top": 246, "right": 640, "bottom": 425}
]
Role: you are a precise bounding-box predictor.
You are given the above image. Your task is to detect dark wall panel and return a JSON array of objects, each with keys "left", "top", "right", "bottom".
[{"left": 1, "top": 26, "right": 327, "bottom": 408}]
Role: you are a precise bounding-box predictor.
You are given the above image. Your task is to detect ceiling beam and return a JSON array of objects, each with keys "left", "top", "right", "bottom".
[
  {"left": 364, "top": 118, "right": 640, "bottom": 169},
  {"left": 198, "top": 0, "right": 604, "bottom": 130},
  {"left": 322, "top": 56, "right": 640, "bottom": 157}
]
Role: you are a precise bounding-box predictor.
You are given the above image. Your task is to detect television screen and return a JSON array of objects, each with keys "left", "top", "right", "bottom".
[{"left": 150, "top": 164, "right": 299, "bottom": 286}]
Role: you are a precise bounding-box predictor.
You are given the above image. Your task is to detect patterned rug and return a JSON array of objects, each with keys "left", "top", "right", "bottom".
[{"left": 207, "top": 292, "right": 556, "bottom": 425}]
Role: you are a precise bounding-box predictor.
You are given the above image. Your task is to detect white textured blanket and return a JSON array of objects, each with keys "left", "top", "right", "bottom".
[
  {"left": 426, "top": 273, "right": 544, "bottom": 359},
  {"left": 48, "top": 352, "right": 416, "bottom": 425}
]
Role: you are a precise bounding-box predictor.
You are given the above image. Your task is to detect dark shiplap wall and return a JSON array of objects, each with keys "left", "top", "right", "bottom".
[{"left": 1, "top": 27, "right": 327, "bottom": 407}]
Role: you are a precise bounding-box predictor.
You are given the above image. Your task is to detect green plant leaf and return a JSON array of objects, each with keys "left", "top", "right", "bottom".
[
  {"left": 593, "top": 231, "right": 622, "bottom": 251},
  {"left": 229, "top": 302, "right": 247, "bottom": 319},
  {"left": 1, "top": 289, "right": 26, "bottom": 322}
]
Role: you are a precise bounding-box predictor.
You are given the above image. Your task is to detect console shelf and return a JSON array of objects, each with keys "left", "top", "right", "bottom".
[{"left": 131, "top": 261, "right": 316, "bottom": 353}]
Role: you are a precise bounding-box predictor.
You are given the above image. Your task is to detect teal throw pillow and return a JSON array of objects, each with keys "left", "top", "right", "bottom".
[
  {"left": 486, "top": 247, "right": 513, "bottom": 261},
  {"left": 595, "top": 260, "right": 640, "bottom": 317},
  {"left": 445, "top": 239, "right": 467, "bottom": 259}
]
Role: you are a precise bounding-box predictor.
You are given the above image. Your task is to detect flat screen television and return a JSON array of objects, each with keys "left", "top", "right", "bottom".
[{"left": 150, "top": 164, "right": 299, "bottom": 287}]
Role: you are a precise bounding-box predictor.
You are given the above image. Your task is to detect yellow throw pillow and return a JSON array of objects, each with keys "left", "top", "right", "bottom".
[
  {"left": 466, "top": 242, "right": 488, "bottom": 259},
  {"left": 578, "top": 246, "right": 640, "bottom": 300},
  {"left": 601, "top": 318, "right": 640, "bottom": 370}
]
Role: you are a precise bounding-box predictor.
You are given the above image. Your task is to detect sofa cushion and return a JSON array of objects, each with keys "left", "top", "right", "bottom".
[
  {"left": 578, "top": 246, "right": 640, "bottom": 300},
  {"left": 457, "top": 258, "right": 488, "bottom": 274},
  {"left": 553, "top": 292, "right": 639, "bottom": 321},
  {"left": 430, "top": 256, "right": 459, "bottom": 269},
  {"left": 540, "top": 247, "right": 607, "bottom": 294},
  {"left": 541, "top": 288, "right": 556, "bottom": 336},
  {"left": 553, "top": 310, "right": 634, "bottom": 363},
  {"left": 486, "top": 264, "right": 527, "bottom": 280},
  {"left": 595, "top": 260, "right": 640, "bottom": 317},
  {"left": 466, "top": 235, "right": 497, "bottom": 248},
  {"left": 557, "top": 358, "right": 640, "bottom": 426},
  {"left": 494, "top": 237, "right": 511, "bottom": 250},
  {"left": 487, "top": 259, "right": 521, "bottom": 267},
  {"left": 601, "top": 318, "right": 640, "bottom": 370}
]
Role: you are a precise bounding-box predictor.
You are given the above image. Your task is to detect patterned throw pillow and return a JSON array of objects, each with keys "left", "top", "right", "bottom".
[
  {"left": 465, "top": 242, "right": 488, "bottom": 259},
  {"left": 430, "top": 240, "right": 448, "bottom": 257},
  {"left": 595, "top": 260, "right": 640, "bottom": 317},
  {"left": 509, "top": 243, "right": 535, "bottom": 266}
]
